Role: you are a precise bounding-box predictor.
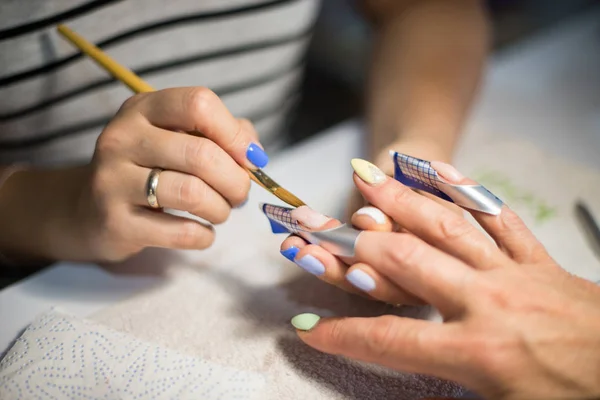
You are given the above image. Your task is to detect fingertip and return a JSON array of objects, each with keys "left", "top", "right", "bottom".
[
  {"left": 291, "top": 313, "right": 321, "bottom": 331},
  {"left": 351, "top": 206, "right": 393, "bottom": 232},
  {"left": 280, "top": 246, "right": 300, "bottom": 262},
  {"left": 246, "top": 143, "right": 269, "bottom": 168},
  {"left": 280, "top": 235, "right": 307, "bottom": 252}
]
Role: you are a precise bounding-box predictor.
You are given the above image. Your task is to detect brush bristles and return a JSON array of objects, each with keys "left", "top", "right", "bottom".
[
  {"left": 272, "top": 187, "right": 305, "bottom": 207},
  {"left": 248, "top": 168, "right": 306, "bottom": 207}
]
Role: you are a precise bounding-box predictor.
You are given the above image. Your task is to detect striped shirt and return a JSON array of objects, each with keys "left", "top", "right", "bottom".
[{"left": 0, "top": 0, "right": 320, "bottom": 166}]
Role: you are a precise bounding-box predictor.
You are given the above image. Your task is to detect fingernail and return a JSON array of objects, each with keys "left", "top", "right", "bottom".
[
  {"left": 346, "top": 269, "right": 376, "bottom": 292},
  {"left": 295, "top": 254, "right": 325, "bottom": 276},
  {"left": 351, "top": 159, "right": 387, "bottom": 185},
  {"left": 291, "top": 206, "right": 330, "bottom": 229},
  {"left": 355, "top": 206, "right": 386, "bottom": 225},
  {"left": 430, "top": 161, "right": 465, "bottom": 183},
  {"left": 291, "top": 313, "right": 320, "bottom": 331},
  {"left": 280, "top": 246, "right": 299, "bottom": 262},
  {"left": 246, "top": 143, "right": 269, "bottom": 168}
]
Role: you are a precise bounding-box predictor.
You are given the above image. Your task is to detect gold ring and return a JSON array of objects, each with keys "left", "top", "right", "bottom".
[{"left": 146, "top": 168, "right": 163, "bottom": 208}]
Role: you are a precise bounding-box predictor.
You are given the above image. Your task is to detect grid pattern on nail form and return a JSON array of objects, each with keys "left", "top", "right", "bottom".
[
  {"left": 391, "top": 152, "right": 453, "bottom": 202},
  {"left": 262, "top": 204, "right": 306, "bottom": 233},
  {"left": 395, "top": 153, "right": 439, "bottom": 190}
]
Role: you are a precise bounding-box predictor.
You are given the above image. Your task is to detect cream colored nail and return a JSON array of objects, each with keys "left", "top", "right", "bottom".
[
  {"left": 355, "top": 206, "right": 387, "bottom": 224},
  {"left": 351, "top": 159, "right": 387, "bottom": 185},
  {"left": 430, "top": 161, "right": 465, "bottom": 183}
]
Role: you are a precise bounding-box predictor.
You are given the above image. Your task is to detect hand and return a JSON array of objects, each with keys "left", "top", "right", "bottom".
[
  {"left": 0, "top": 87, "right": 268, "bottom": 263},
  {"left": 78, "top": 87, "right": 270, "bottom": 261},
  {"left": 290, "top": 160, "right": 600, "bottom": 399}
]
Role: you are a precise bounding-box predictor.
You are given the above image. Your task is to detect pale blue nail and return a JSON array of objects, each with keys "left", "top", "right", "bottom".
[
  {"left": 280, "top": 246, "right": 299, "bottom": 262},
  {"left": 295, "top": 254, "right": 325, "bottom": 276},
  {"left": 246, "top": 143, "right": 269, "bottom": 168},
  {"left": 346, "top": 269, "right": 376, "bottom": 292}
]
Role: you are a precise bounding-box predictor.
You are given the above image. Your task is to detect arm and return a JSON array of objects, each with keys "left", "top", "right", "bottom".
[
  {"left": 0, "top": 165, "right": 89, "bottom": 264},
  {"left": 359, "top": 0, "right": 490, "bottom": 168}
]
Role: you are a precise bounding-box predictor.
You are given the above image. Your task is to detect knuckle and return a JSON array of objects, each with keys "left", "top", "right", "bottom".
[
  {"left": 327, "top": 319, "right": 348, "bottom": 349},
  {"left": 184, "top": 138, "right": 218, "bottom": 173},
  {"left": 438, "top": 216, "right": 474, "bottom": 242},
  {"left": 498, "top": 209, "right": 528, "bottom": 234},
  {"left": 186, "top": 87, "right": 216, "bottom": 122},
  {"left": 227, "top": 118, "right": 246, "bottom": 150},
  {"left": 384, "top": 234, "right": 423, "bottom": 266},
  {"left": 392, "top": 184, "right": 413, "bottom": 206},
  {"left": 477, "top": 278, "right": 511, "bottom": 309},
  {"left": 96, "top": 125, "right": 127, "bottom": 156},
  {"left": 118, "top": 93, "right": 146, "bottom": 112},
  {"left": 364, "top": 316, "right": 398, "bottom": 358},
  {"left": 230, "top": 175, "right": 250, "bottom": 205},
  {"left": 178, "top": 177, "right": 207, "bottom": 208},
  {"left": 172, "top": 221, "right": 203, "bottom": 249}
]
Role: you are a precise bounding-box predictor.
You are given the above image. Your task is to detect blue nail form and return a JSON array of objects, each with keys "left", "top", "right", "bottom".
[
  {"left": 246, "top": 143, "right": 269, "bottom": 168},
  {"left": 295, "top": 254, "right": 325, "bottom": 276},
  {"left": 390, "top": 151, "right": 504, "bottom": 215},
  {"left": 390, "top": 151, "right": 452, "bottom": 202},
  {"left": 262, "top": 203, "right": 299, "bottom": 234},
  {"left": 280, "top": 246, "right": 299, "bottom": 262}
]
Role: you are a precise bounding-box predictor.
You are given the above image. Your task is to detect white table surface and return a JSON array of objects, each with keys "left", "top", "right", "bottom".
[{"left": 2, "top": 8, "right": 600, "bottom": 354}]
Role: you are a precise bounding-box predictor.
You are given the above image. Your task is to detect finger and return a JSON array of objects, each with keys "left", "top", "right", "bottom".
[
  {"left": 130, "top": 167, "right": 231, "bottom": 224},
  {"left": 355, "top": 231, "right": 473, "bottom": 314},
  {"left": 280, "top": 236, "right": 363, "bottom": 296},
  {"left": 128, "top": 125, "right": 249, "bottom": 207},
  {"left": 136, "top": 87, "right": 268, "bottom": 169},
  {"left": 290, "top": 206, "right": 355, "bottom": 265},
  {"left": 431, "top": 161, "right": 549, "bottom": 263},
  {"left": 351, "top": 159, "right": 504, "bottom": 269},
  {"left": 294, "top": 314, "right": 462, "bottom": 379},
  {"left": 291, "top": 205, "right": 342, "bottom": 231},
  {"left": 351, "top": 206, "right": 394, "bottom": 232},
  {"left": 346, "top": 263, "right": 424, "bottom": 305},
  {"left": 239, "top": 118, "right": 260, "bottom": 143},
  {"left": 131, "top": 208, "right": 215, "bottom": 250}
]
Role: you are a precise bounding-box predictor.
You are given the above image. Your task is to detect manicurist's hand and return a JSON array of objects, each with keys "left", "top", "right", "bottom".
[
  {"left": 289, "top": 159, "right": 600, "bottom": 400},
  {"left": 0, "top": 87, "right": 268, "bottom": 263}
]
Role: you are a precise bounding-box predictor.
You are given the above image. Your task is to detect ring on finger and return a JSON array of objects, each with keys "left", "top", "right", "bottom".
[{"left": 146, "top": 168, "right": 163, "bottom": 209}]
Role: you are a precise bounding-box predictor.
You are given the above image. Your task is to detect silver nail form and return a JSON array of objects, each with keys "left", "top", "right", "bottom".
[
  {"left": 390, "top": 151, "right": 504, "bottom": 215},
  {"left": 260, "top": 203, "right": 361, "bottom": 257}
]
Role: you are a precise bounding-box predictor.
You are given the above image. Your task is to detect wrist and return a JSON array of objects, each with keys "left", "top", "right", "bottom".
[{"left": 0, "top": 166, "right": 90, "bottom": 263}]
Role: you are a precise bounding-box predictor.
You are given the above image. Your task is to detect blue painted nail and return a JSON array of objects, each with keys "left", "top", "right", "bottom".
[
  {"left": 295, "top": 254, "right": 325, "bottom": 276},
  {"left": 280, "top": 246, "right": 299, "bottom": 262},
  {"left": 346, "top": 269, "right": 376, "bottom": 292},
  {"left": 246, "top": 143, "right": 269, "bottom": 168}
]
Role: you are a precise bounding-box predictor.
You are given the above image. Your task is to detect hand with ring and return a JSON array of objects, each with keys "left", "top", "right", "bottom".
[
  {"left": 79, "top": 87, "right": 269, "bottom": 261},
  {"left": 0, "top": 87, "right": 267, "bottom": 263}
]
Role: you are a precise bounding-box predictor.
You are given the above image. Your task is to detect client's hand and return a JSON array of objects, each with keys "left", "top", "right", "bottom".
[
  {"left": 289, "top": 159, "right": 600, "bottom": 400},
  {"left": 0, "top": 87, "right": 267, "bottom": 262}
]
